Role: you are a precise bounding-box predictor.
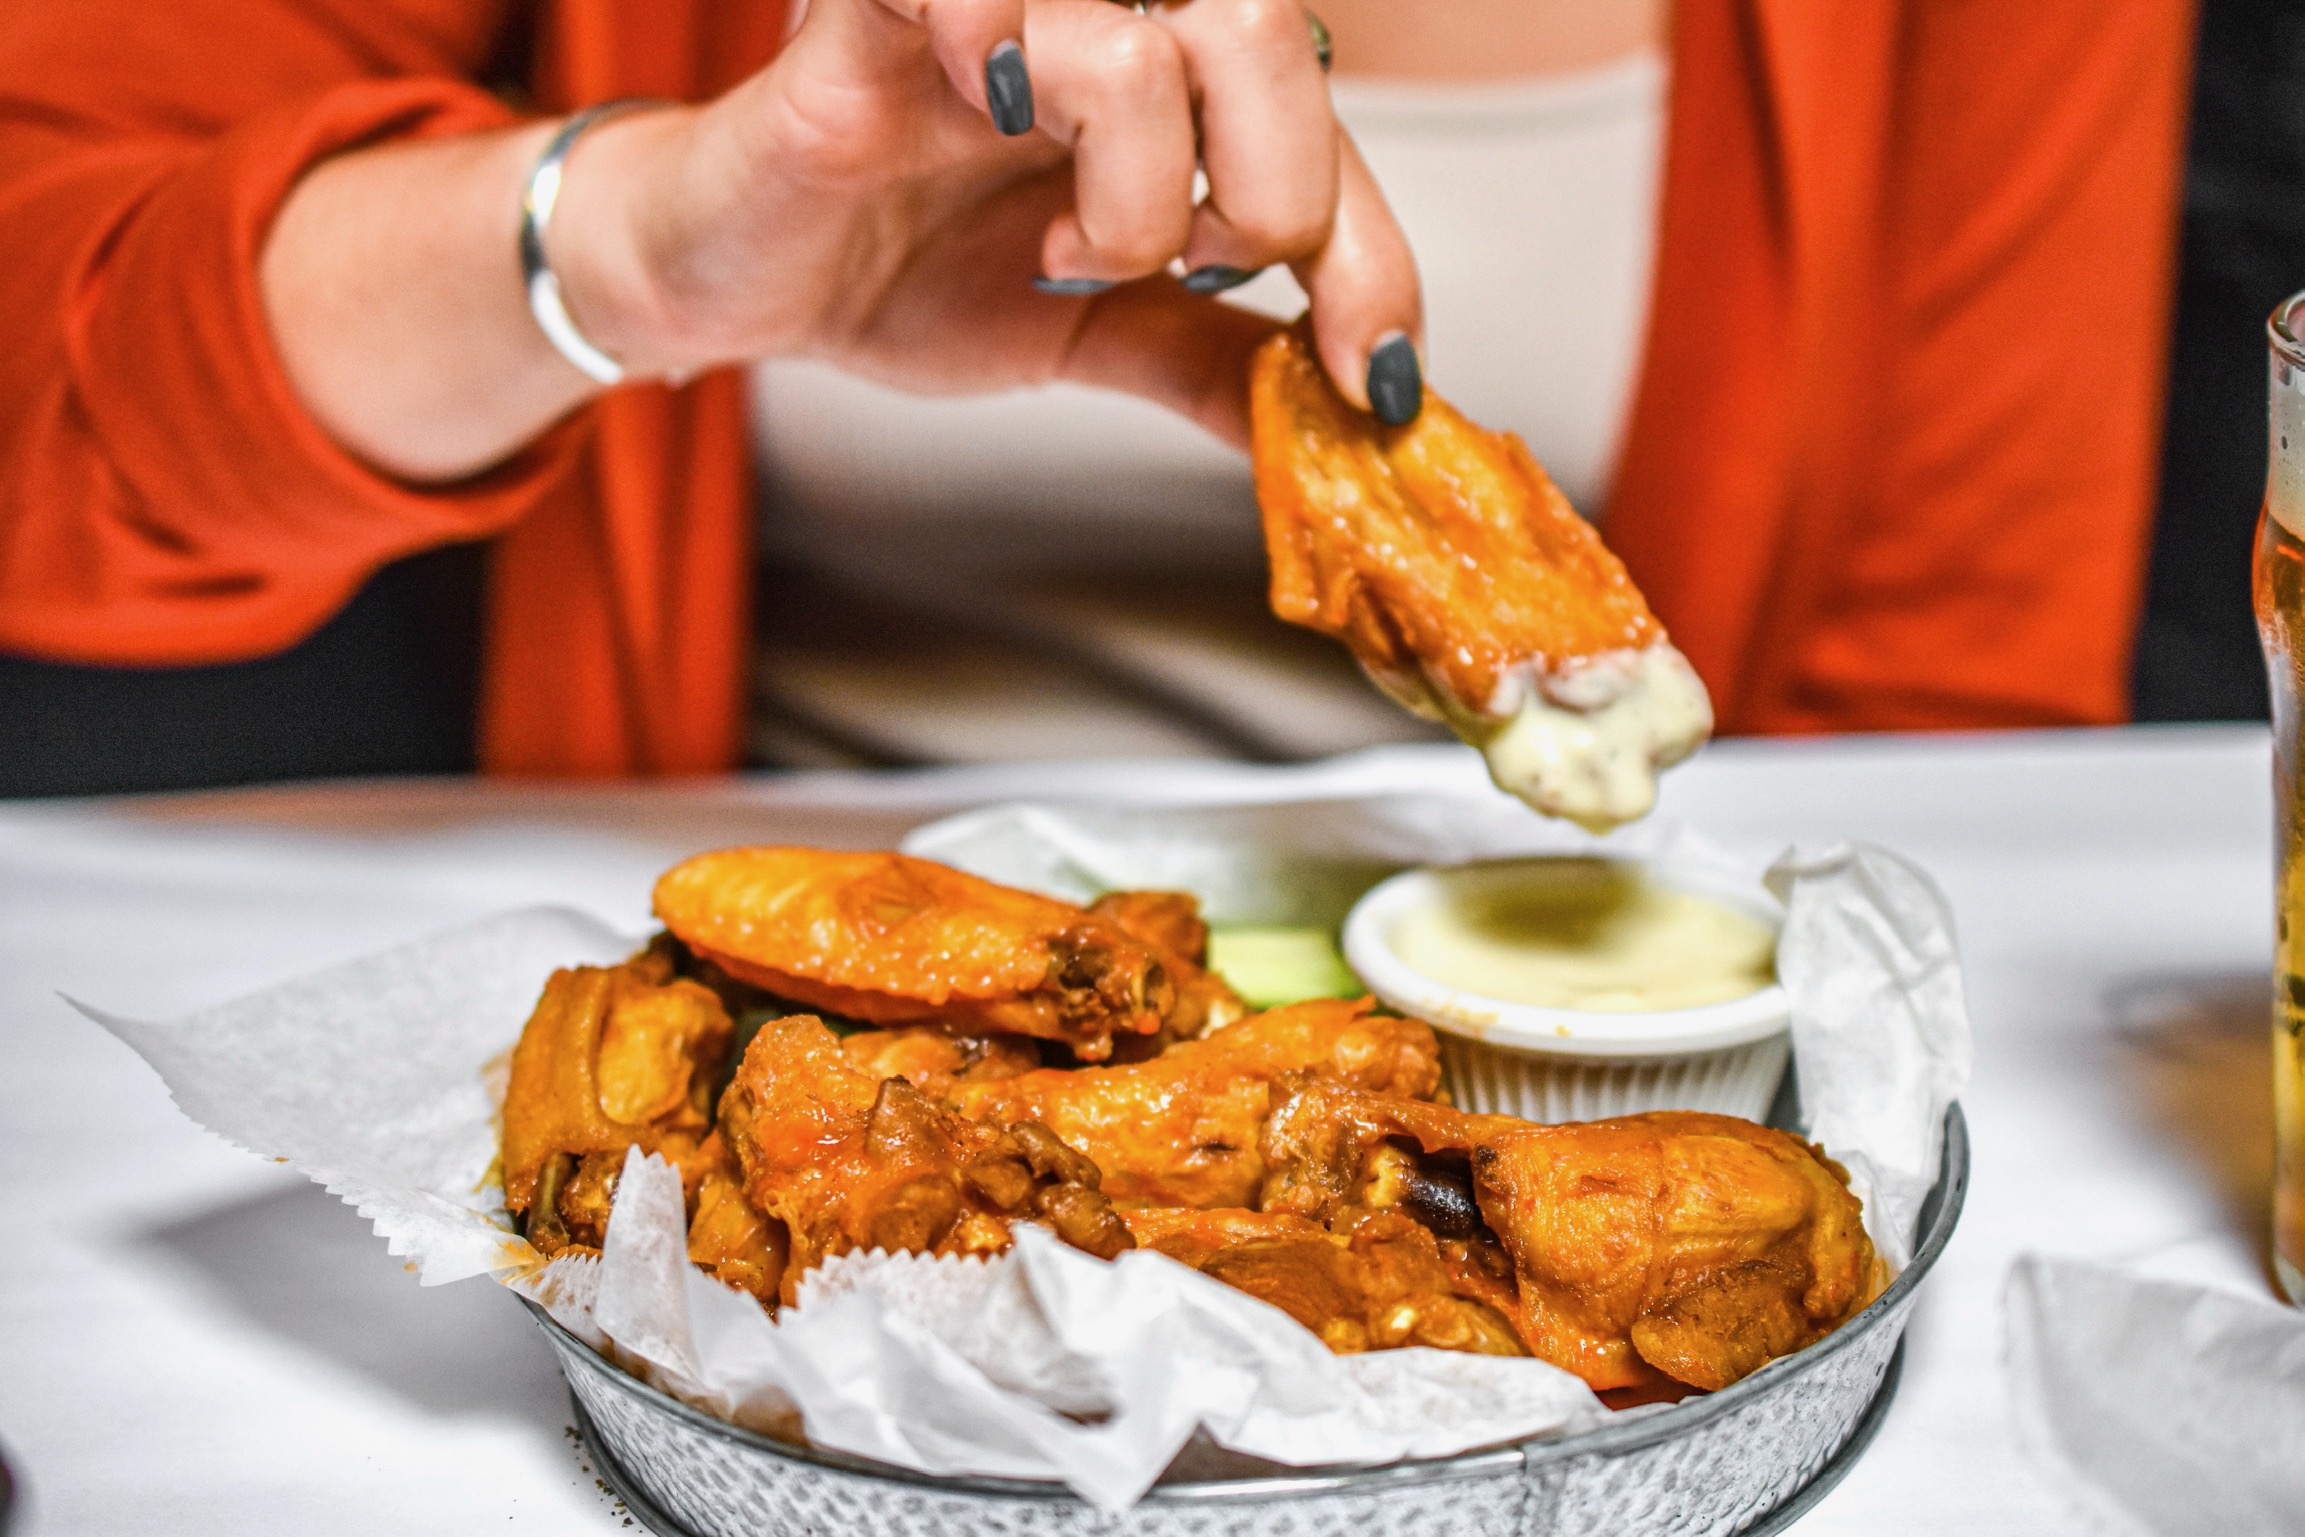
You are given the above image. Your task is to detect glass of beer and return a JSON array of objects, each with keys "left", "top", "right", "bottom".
[{"left": 2256, "top": 293, "right": 2305, "bottom": 1303}]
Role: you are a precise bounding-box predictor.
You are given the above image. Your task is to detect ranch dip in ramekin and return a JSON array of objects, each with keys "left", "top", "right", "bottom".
[{"left": 1343, "top": 856, "right": 1791, "bottom": 1122}]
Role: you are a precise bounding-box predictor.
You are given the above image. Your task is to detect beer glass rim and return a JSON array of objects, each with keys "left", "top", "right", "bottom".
[{"left": 2272, "top": 291, "right": 2305, "bottom": 368}]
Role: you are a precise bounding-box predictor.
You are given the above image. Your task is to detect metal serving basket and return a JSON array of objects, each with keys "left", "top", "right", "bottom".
[{"left": 535, "top": 1106, "right": 1966, "bottom": 1537}]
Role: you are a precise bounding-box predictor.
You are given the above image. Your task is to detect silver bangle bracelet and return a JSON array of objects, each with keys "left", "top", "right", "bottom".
[{"left": 520, "top": 99, "right": 670, "bottom": 387}]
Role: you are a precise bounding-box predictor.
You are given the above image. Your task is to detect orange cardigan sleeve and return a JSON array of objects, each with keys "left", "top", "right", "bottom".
[
  {"left": 1608, "top": 0, "right": 2194, "bottom": 732},
  {"left": 0, "top": 0, "right": 580, "bottom": 666}
]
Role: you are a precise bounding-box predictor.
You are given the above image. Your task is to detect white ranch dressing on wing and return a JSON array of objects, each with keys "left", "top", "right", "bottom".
[
  {"left": 1476, "top": 642, "right": 1714, "bottom": 831},
  {"left": 1390, "top": 858, "right": 1776, "bottom": 1013},
  {"left": 1389, "top": 641, "right": 1714, "bottom": 832}
]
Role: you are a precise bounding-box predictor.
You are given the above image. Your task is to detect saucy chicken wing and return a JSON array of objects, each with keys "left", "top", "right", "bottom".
[
  {"left": 1124, "top": 1206, "right": 1525, "bottom": 1356},
  {"left": 498, "top": 941, "right": 788, "bottom": 1300},
  {"left": 1121, "top": 1204, "right": 1323, "bottom": 1267},
  {"left": 1259, "top": 1082, "right": 1875, "bottom": 1392},
  {"left": 683, "top": 1130, "right": 791, "bottom": 1301},
  {"left": 936, "top": 997, "right": 1441, "bottom": 1208},
  {"left": 654, "top": 849, "right": 1239, "bottom": 1061},
  {"left": 1249, "top": 326, "right": 1711, "bottom": 830},
  {"left": 838, "top": 1027, "right": 1041, "bottom": 1093},
  {"left": 1087, "top": 889, "right": 1212, "bottom": 962},
  {"left": 1087, "top": 888, "right": 1248, "bottom": 1052},
  {"left": 715, "top": 1014, "right": 1134, "bottom": 1301},
  {"left": 501, "top": 941, "right": 734, "bottom": 1251}
]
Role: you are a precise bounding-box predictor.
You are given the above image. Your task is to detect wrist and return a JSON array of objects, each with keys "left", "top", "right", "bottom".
[{"left": 542, "top": 104, "right": 727, "bottom": 380}]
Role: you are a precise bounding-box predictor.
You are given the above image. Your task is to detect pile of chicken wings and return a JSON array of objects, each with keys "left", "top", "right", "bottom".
[{"left": 500, "top": 847, "right": 1876, "bottom": 1401}]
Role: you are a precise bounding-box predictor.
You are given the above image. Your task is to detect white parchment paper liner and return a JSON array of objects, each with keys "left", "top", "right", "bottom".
[
  {"left": 75, "top": 792, "right": 1970, "bottom": 1508},
  {"left": 531, "top": 1147, "right": 1608, "bottom": 1508}
]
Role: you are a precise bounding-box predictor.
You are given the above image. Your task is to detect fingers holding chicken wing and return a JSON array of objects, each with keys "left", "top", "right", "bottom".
[{"left": 1249, "top": 326, "right": 1711, "bottom": 830}]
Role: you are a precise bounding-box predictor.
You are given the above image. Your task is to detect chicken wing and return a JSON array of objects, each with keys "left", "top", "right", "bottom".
[
  {"left": 501, "top": 941, "right": 738, "bottom": 1256},
  {"left": 1088, "top": 888, "right": 1248, "bottom": 1051},
  {"left": 1259, "top": 1082, "right": 1875, "bottom": 1392},
  {"left": 684, "top": 1130, "right": 790, "bottom": 1302},
  {"left": 715, "top": 1014, "right": 1134, "bottom": 1301},
  {"left": 838, "top": 1026, "right": 1042, "bottom": 1092},
  {"left": 1087, "top": 889, "right": 1211, "bottom": 962},
  {"left": 1121, "top": 1204, "right": 1324, "bottom": 1267},
  {"left": 654, "top": 848, "right": 1239, "bottom": 1061},
  {"left": 1249, "top": 326, "right": 1711, "bottom": 830},
  {"left": 938, "top": 997, "right": 1442, "bottom": 1208},
  {"left": 1123, "top": 1206, "right": 1525, "bottom": 1356}
]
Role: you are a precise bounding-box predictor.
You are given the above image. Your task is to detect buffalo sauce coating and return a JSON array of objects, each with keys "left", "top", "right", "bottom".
[
  {"left": 654, "top": 848, "right": 1080, "bottom": 1003},
  {"left": 1259, "top": 1083, "right": 1873, "bottom": 1393},
  {"left": 653, "top": 847, "right": 1182, "bottom": 1059},
  {"left": 1248, "top": 324, "right": 1660, "bottom": 715},
  {"left": 945, "top": 998, "right": 1440, "bottom": 1209}
]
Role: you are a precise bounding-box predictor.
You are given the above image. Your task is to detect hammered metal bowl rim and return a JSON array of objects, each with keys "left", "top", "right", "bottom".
[{"left": 531, "top": 1103, "right": 1967, "bottom": 1504}]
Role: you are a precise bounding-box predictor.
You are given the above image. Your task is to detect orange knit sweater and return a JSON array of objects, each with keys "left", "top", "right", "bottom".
[{"left": 0, "top": 0, "right": 2193, "bottom": 770}]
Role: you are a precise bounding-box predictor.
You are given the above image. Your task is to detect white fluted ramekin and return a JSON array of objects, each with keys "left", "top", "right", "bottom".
[{"left": 1341, "top": 859, "right": 1790, "bottom": 1123}]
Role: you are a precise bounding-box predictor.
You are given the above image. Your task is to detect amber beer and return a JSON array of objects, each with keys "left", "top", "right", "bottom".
[{"left": 2256, "top": 293, "right": 2305, "bottom": 1303}]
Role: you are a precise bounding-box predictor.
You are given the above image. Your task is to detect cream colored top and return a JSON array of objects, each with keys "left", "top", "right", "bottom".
[{"left": 748, "top": 52, "right": 1667, "bottom": 557}]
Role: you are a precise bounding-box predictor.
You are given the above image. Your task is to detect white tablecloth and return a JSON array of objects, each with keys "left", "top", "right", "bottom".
[{"left": 0, "top": 726, "right": 2282, "bottom": 1536}]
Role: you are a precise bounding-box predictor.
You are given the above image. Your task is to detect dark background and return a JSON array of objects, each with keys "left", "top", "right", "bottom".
[
  {"left": 2132, "top": 0, "right": 2305, "bottom": 722},
  {"left": 0, "top": 544, "right": 482, "bottom": 797}
]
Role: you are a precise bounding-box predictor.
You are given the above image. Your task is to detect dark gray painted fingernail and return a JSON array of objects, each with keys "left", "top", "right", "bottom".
[
  {"left": 1033, "top": 276, "right": 1114, "bottom": 296},
  {"left": 986, "top": 42, "right": 1034, "bottom": 136},
  {"left": 1367, "top": 333, "right": 1422, "bottom": 426},
  {"left": 1181, "top": 265, "right": 1259, "bottom": 295}
]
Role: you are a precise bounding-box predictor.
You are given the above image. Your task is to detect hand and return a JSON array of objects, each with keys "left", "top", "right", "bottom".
[{"left": 553, "top": 0, "right": 1424, "bottom": 443}]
